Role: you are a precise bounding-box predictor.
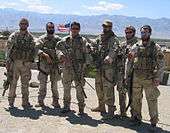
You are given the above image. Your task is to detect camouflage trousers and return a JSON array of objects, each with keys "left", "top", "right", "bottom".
[
  {"left": 132, "top": 73, "right": 160, "bottom": 124},
  {"left": 37, "top": 69, "right": 60, "bottom": 102},
  {"left": 95, "top": 68, "right": 115, "bottom": 108},
  {"left": 8, "top": 60, "right": 32, "bottom": 105},
  {"left": 117, "top": 74, "right": 127, "bottom": 115},
  {"left": 62, "top": 67, "right": 85, "bottom": 109}
]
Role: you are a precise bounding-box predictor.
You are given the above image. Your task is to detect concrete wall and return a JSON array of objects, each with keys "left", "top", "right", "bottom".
[{"left": 164, "top": 51, "right": 170, "bottom": 70}]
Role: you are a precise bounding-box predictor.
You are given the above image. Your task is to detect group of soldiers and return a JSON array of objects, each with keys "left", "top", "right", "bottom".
[{"left": 5, "top": 18, "right": 165, "bottom": 131}]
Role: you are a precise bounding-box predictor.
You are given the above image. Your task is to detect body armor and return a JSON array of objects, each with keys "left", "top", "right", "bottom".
[{"left": 10, "top": 32, "right": 35, "bottom": 62}]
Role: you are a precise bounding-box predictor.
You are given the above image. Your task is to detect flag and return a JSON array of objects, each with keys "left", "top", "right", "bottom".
[{"left": 57, "top": 22, "right": 70, "bottom": 32}]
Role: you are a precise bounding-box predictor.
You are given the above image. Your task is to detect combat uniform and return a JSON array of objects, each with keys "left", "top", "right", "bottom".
[
  {"left": 35, "top": 34, "right": 62, "bottom": 107},
  {"left": 6, "top": 31, "right": 35, "bottom": 108},
  {"left": 57, "top": 35, "right": 89, "bottom": 114},
  {"left": 117, "top": 37, "right": 138, "bottom": 116},
  {"left": 131, "top": 40, "right": 164, "bottom": 125},
  {"left": 91, "top": 30, "right": 120, "bottom": 116}
]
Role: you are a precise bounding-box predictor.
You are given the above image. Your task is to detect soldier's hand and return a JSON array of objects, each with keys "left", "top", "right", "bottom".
[
  {"left": 104, "top": 56, "right": 113, "bottom": 64},
  {"left": 128, "top": 52, "right": 135, "bottom": 60},
  {"left": 41, "top": 53, "right": 52, "bottom": 64},
  {"left": 59, "top": 55, "right": 66, "bottom": 63},
  {"left": 153, "top": 79, "right": 160, "bottom": 87}
]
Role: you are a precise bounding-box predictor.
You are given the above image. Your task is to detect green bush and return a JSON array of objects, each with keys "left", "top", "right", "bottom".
[
  {"left": 85, "top": 65, "right": 96, "bottom": 78},
  {"left": 0, "top": 50, "right": 5, "bottom": 60}
]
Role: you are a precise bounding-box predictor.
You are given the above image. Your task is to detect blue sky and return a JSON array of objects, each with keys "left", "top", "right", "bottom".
[{"left": 0, "top": 0, "right": 169, "bottom": 19}]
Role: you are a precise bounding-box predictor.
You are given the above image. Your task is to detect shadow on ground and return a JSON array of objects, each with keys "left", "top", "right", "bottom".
[{"left": 5, "top": 107, "right": 170, "bottom": 133}]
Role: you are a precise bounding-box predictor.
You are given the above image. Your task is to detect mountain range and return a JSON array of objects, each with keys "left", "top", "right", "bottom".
[{"left": 0, "top": 8, "right": 170, "bottom": 39}]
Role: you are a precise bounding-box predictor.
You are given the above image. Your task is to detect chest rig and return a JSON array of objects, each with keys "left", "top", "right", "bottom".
[
  {"left": 134, "top": 41, "right": 157, "bottom": 77},
  {"left": 10, "top": 32, "right": 35, "bottom": 62}
]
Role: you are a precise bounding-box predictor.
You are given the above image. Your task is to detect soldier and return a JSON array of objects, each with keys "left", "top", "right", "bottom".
[
  {"left": 5, "top": 18, "right": 35, "bottom": 109},
  {"left": 129, "top": 25, "right": 164, "bottom": 130},
  {"left": 35, "top": 22, "right": 64, "bottom": 108},
  {"left": 90, "top": 20, "right": 120, "bottom": 118},
  {"left": 56, "top": 21, "right": 90, "bottom": 115},
  {"left": 117, "top": 26, "right": 138, "bottom": 117}
]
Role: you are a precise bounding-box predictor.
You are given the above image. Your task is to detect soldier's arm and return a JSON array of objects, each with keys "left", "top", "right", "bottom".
[
  {"left": 128, "top": 43, "right": 139, "bottom": 60},
  {"left": 5, "top": 32, "right": 15, "bottom": 63},
  {"left": 55, "top": 35, "right": 62, "bottom": 42},
  {"left": 155, "top": 44, "right": 165, "bottom": 81},
  {"left": 83, "top": 37, "right": 93, "bottom": 65},
  {"left": 56, "top": 39, "right": 67, "bottom": 52},
  {"left": 55, "top": 41, "right": 65, "bottom": 61},
  {"left": 104, "top": 37, "right": 120, "bottom": 64},
  {"left": 35, "top": 37, "right": 45, "bottom": 56}
]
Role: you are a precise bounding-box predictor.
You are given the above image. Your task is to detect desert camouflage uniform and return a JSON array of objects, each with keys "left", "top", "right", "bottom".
[
  {"left": 131, "top": 40, "right": 164, "bottom": 125},
  {"left": 57, "top": 35, "right": 90, "bottom": 112},
  {"left": 117, "top": 37, "right": 138, "bottom": 116},
  {"left": 36, "top": 34, "right": 62, "bottom": 106},
  {"left": 91, "top": 31, "right": 120, "bottom": 116},
  {"left": 6, "top": 31, "right": 35, "bottom": 107}
]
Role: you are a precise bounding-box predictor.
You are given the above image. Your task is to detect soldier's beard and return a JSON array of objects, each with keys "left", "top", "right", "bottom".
[
  {"left": 20, "top": 28, "right": 27, "bottom": 32},
  {"left": 142, "top": 36, "right": 150, "bottom": 42},
  {"left": 47, "top": 30, "right": 55, "bottom": 35},
  {"left": 126, "top": 34, "right": 134, "bottom": 40}
]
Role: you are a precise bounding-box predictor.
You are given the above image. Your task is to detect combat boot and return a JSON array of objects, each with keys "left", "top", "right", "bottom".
[
  {"left": 60, "top": 104, "right": 71, "bottom": 114},
  {"left": 35, "top": 100, "right": 45, "bottom": 108},
  {"left": 52, "top": 99, "right": 60, "bottom": 108},
  {"left": 102, "top": 105, "right": 116, "bottom": 120},
  {"left": 22, "top": 97, "right": 33, "bottom": 109},
  {"left": 8, "top": 97, "right": 15, "bottom": 108},
  {"left": 130, "top": 116, "right": 142, "bottom": 126},
  {"left": 78, "top": 107, "right": 84, "bottom": 116},
  {"left": 22, "top": 102, "right": 33, "bottom": 109}
]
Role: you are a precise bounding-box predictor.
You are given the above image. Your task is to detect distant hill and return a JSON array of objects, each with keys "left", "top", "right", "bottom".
[{"left": 0, "top": 8, "right": 170, "bottom": 39}]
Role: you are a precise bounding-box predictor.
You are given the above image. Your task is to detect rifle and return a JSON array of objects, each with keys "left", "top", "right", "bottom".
[
  {"left": 37, "top": 47, "right": 60, "bottom": 75},
  {"left": 64, "top": 43, "right": 87, "bottom": 98},
  {"left": 126, "top": 68, "right": 134, "bottom": 111},
  {"left": 2, "top": 64, "right": 13, "bottom": 96}
]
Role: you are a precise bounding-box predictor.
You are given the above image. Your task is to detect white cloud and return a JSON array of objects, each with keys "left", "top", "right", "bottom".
[
  {"left": 27, "top": 4, "right": 53, "bottom": 14},
  {"left": 84, "top": 1, "right": 125, "bottom": 12},
  {"left": 0, "top": 0, "right": 57, "bottom": 14},
  {"left": 0, "top": 2, "right": 18, "bottom": 9},
  {"left": 19, "top": 0, "right": 55, "bottom": 13}
]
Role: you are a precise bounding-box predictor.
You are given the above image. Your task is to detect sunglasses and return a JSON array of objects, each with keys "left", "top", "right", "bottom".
[
  {"left": 125, "top": 31, "right": 133, "bottom": 34},
  {"left": 48, "top": 26, "right": 54, "bottom": 29},
  {"left": 141, "top": 32, "right": 151, "bottom": 36},
  {"left": 20, "top": 23, "right": 28, "bottom": 25},
  {"left": 103, "top": 25, "right": 112, "bottom": 28},
  {"left": 71, "top": 28, "right": 80, "bottom": 30}
]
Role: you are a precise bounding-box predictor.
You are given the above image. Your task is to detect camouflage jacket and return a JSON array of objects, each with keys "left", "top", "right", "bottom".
[
  {"left": 91, "top": 32, "right": 120, "bottom": 70},
  {"left": 56, "top": 35, "right": 90, "bottom": 73},
  {"left": 122, "top": 37, "right": 138, "bottom": 79},
  {"left": 35, "top": 34, "right": 63, "bottom": 72},
  {"left": 131, "top": 40, "right": 165, "bottom": 81},
  {"left": 6, "top": 31, "right": 35, "bottom": 62}
]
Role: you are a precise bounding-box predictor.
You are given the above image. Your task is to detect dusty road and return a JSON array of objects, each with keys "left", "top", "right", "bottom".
[{"left": 0, "top": 67, "right": 170, "bottom": 133}]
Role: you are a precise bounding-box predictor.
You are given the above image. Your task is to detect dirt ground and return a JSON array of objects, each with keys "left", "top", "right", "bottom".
[{"left": 0, "top": 67, "right": 170, "bottom": 133}]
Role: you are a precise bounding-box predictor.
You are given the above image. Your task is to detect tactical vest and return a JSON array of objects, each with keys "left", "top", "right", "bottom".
[
  {"left": 134, "top": 41, "right": 157, "bottom": 77},
  {"left": 65, "top": 36, "right": 86, "bottom": 64},
  {"left": 40, "top": 36, "right": 59, "bottom": 64},
  {"left": 37, "top": 36, "right": 61, "bottom": 75},
  {"left": 97, "top": 37, "right": 110, "bottom": 61},
  {"left": 10, "top": 32, "right": 35, "bottom": 62}
]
